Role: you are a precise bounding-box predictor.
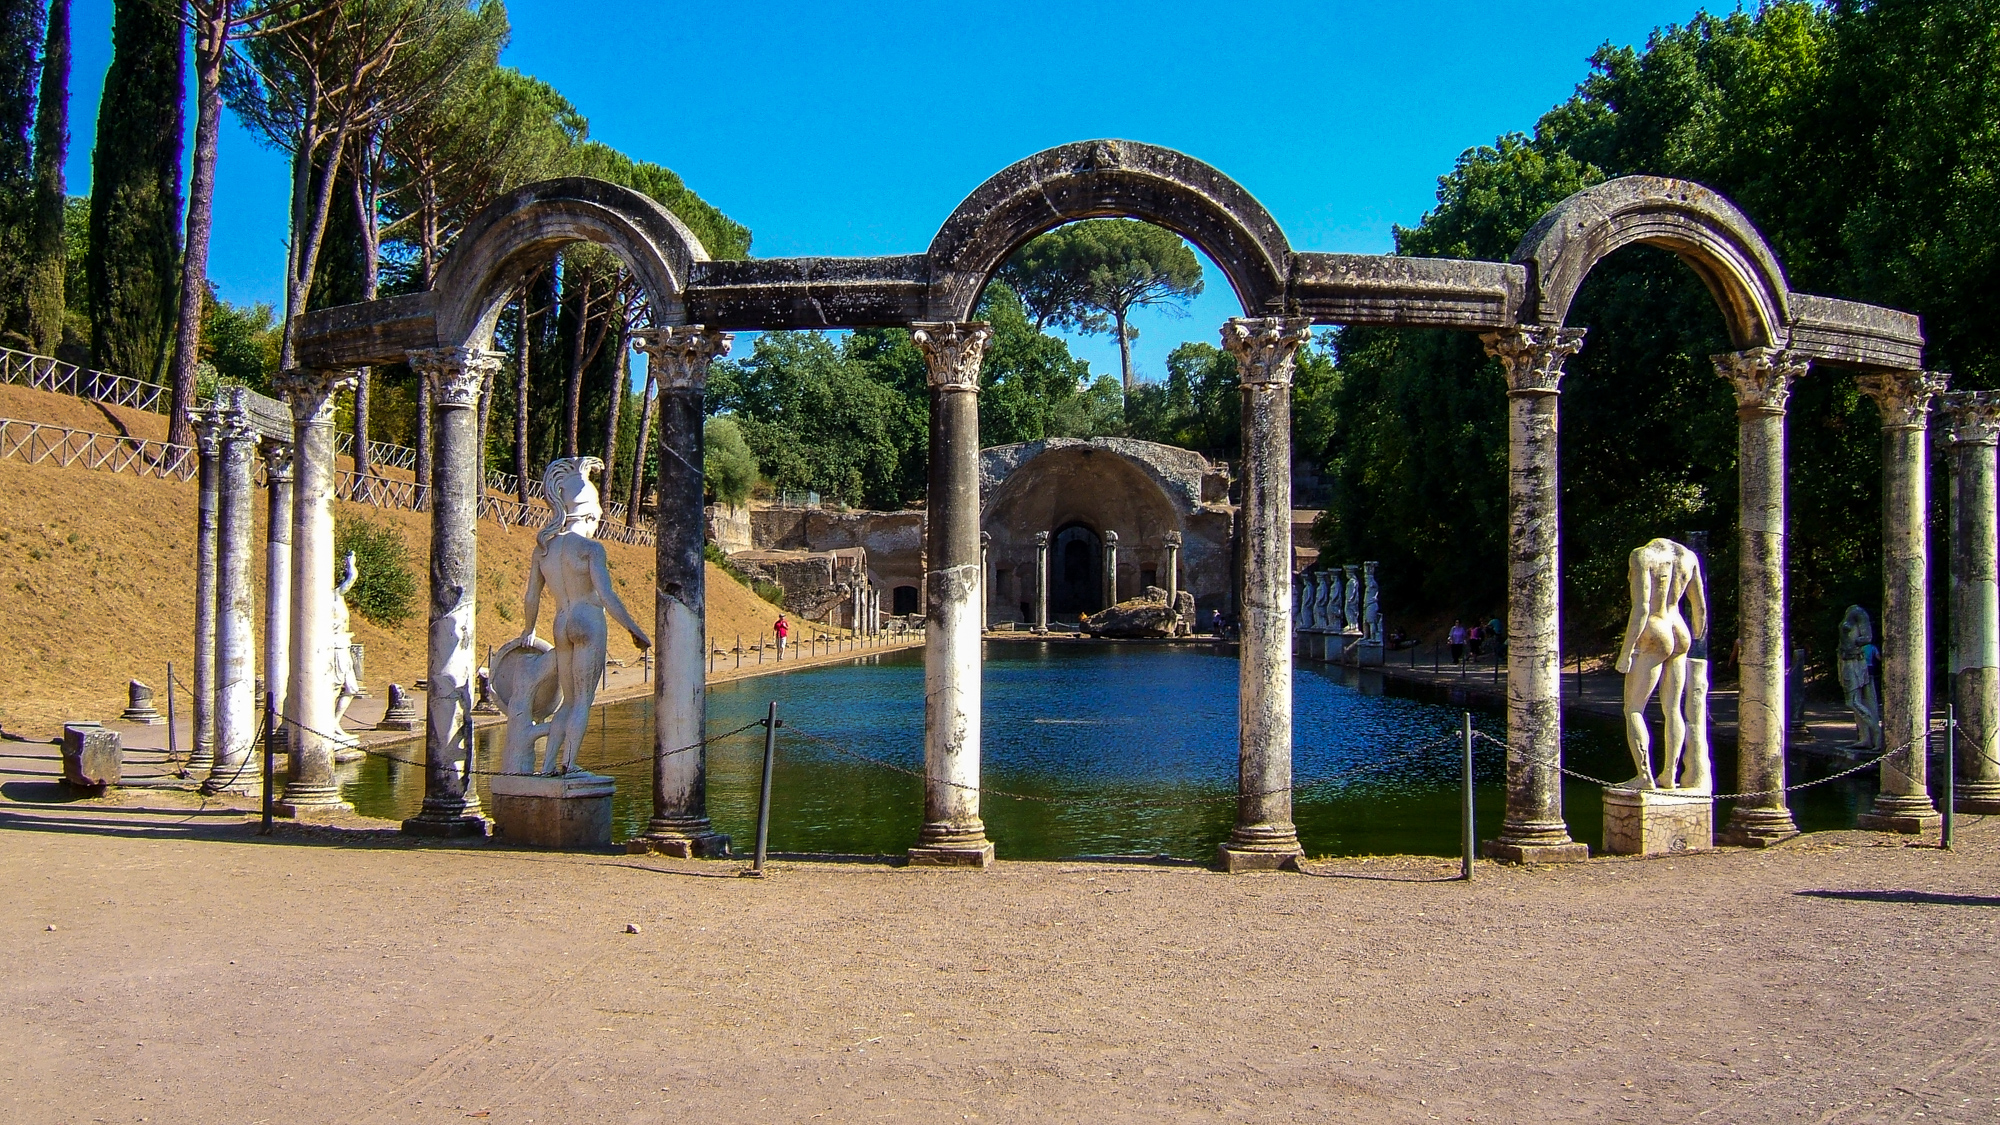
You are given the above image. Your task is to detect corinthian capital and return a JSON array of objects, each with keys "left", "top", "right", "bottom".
[
  {"left": 1713, "top": 347, "right": 1808, "bottom": 416},
  {"left": 1857, "top": 370, "right": 1949, "bottom": 431},
  {"left": 1939, "top": 389, "right": 2000, "bottom": 447},
  {"left": 273, "top": 368, "right": 358, "bottom": 426},
  {"left": 910, "top": 322, "right": 992, "bottom": 391},
  {"left": 1481, "top": 326, "right": 1586, "bottom": 397},
  {"left": 1222, "top": 317, "right": 1314, "bottom": 387},
  {"left": 191, "top": 409, "right": 222, "bottom": 456},
  {"left": 261, "top": 438, "right": 295, "bottom": 481},
  {"left": 407, "top": 347, "right": 506, "bottom": 409},
  {"left": 215, "top": 407, "right": 257, "bottom": 467},
  {"left": 633, "top": 326, "right": 733, "bottom": 392}
]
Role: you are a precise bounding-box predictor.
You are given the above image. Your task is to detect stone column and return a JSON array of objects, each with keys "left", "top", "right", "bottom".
[
  {"left": 1219, "top": 316, "right": 1313, "bottom": 873},
  {"left": 1034, "top": 530, "right": 1050, "bottom": 633},
  {"left": 630, "top": 327, "right": 733, "bottom": 857},
  {"left": 275, "top": 368, "right": 358, "bottom": 817},
  {"left": 1103, "top": 530, "right": 1120, "bottom": 608},
  {"left": 189, "top": 411, "right": 221, "bottom": 773},
  {"left": 1164, "top": 530, "right": 1182, "bottom": 606},
  {"left": 403, "top": 348, "right": 505, "bottom": 837},
  {"left": 1942, "top": 391, "right": 2000, "bottom": 813},
  {"left": 980, "top": 531, "right": 992, "bottom": 631},
  {"left": 1857, "top": 370, "right": 1948, "bottom": 832},
  {"left": 261, "top": 439, "right": 294, "bottom": 747},
  {"left": 1715, "top": 348, "right": 1809, "bottom": 845},
  {"left": 205, "top": 404, "right": 259, "bottom": 794},
  {"left": 910, "top": 322, "right": 994, "bottom": 867},
  {"left": 1480, "top": 326, "right": 1589, "bottom": 863}
]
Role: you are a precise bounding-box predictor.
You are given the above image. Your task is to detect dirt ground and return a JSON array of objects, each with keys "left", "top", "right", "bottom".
[
  {"left": 1, "top": 736, "right": 1995, "bottom": 1125},
  {"left": 0, "top": 394, "right": 834, "bottom": 735}
]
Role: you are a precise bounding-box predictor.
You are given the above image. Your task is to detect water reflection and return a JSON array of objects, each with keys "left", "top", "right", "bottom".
[{"left": 339, "top": 643, "right": 1885, "bottom": 860}]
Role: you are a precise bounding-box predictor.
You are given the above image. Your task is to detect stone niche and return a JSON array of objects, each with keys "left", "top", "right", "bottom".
[{"left": 1602, "top": 788, "right": 1714, "bottom": 856}]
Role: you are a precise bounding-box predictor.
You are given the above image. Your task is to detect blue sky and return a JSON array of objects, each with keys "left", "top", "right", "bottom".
[{"left": 65, "top": 0, "right": 1718, "bottom": 383}]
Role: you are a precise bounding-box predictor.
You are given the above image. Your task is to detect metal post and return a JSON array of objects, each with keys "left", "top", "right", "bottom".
[
  {"left": 1943, "top": 705, "right": 1956, "bottom": 850},
  {"left": 1462, "top": 712, "right": 1475, "bottom": 881},
  {"left": 753, "top": 701, "right": 778, "bottom": 874},
  {"left": 261, "top": 688, "right": 276, "bottom": 835},
  {"left": 166, "top": 662, "right": 178, "bottom": 762}
]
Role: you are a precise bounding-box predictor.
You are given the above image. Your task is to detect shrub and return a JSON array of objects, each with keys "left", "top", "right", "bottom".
[{"left": 333, "top": 514, "right": 420, "bottom": 626}]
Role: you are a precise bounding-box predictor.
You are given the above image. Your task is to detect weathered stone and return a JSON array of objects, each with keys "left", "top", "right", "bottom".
[
  {"left": 206, "top": 396, "right": 260, "bottom": 796},
  {"left": 121, "top": 680, "right": 163, "bottom": 725},
  {"left": 61, "top": 723, "right": 121, "bottom": 792},
  {"left": 1083, "top": 589, "right": 1178, "bottom": 638},
  {"left": 261, "top": 438, "right": 293, "bottom": 752},
  {"left": 489, "top": 772, "right": 614, "bottom": 849},
  {"left": 1602, "top": 788, "right": 1713, "bottom": 856},
  {"left": 190, "top": 411, "right": 221, "bottom": 773},
  {"left": 1941, "top": 391, "right": 2000, "bottom": 814},
  {"left": 378, "top": 684, "right": 421, "bottom": 731}
]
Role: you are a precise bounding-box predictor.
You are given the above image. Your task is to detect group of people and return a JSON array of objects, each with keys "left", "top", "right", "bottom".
[{"left": 1446, "top": 617, "right": 1504, "bottom": 665}]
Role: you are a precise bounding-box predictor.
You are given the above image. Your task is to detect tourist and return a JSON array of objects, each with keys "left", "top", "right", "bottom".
[
  {"left": 774, "top": 614, "right": 790, "bottom": 656},
  {"left": 1486, "top": 615, "right": 1504, "bottom": 657},
  {"left": 1448, "top": 620, "right": 1467, "bottom": 665},
  {"left": 1468, "top": 623, "right": 1485, "bottom": 661}
]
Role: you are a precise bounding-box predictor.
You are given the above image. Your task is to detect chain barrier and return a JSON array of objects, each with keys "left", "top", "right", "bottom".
[
  {"left": 271, "top": 712, "right": 768, "bottom": 778},
  {"left": 1469, "top": 726, "right": 1934, "bottom": 802}
]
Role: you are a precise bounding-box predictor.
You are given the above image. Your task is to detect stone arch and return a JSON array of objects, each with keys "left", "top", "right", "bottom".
[
  {"left": 429, "top": 177, "right": 711, "bottom": 349},
  {"left": 925, "top": 139, "right": 1292, "bottom": 323},
  {"left": 1512, "top": 175, "right": 1792, "bottom": 350}
]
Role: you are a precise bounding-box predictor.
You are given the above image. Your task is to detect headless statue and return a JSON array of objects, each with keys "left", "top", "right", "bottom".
[
  {"left": 1614, "top": 538, "right": 1712, "bottom": 792},
  {"left": 1837, "top": 605, "right": 1883, "bottom": 751},
  {"left": 514, "top": 458, "right": 650, "bottom": 774},
  {"left": 329, "top": 551, "right": 363, "bottom": 749}
]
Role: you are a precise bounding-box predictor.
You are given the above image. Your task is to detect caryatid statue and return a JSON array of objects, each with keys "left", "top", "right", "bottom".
[
  {"left": 1838, "top": 605, "right": 1883, "bottom": 752},
  {"left": 1325, "top": 568, "right": 1345, "bottom": 632},
  {"left": 1614, "top": 538, "right": 1712, "bottom": 792},
  {"left": 512, "top": 458, "right": 651, "bottom": 774}
]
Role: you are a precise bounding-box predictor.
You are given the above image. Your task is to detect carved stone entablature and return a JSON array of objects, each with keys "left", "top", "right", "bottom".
[
  {"left": 911, "top": 322, "right": 992, "bottom": 391},
  {"left": 1713, "top": 347, "right": 1809, "bottom": 416},
  {"left": 1481, "top": 326, "right": 1586, "bottom": 397},
  {"left": 274, "top": 368, "right": 359, "bottom": 426},
  {"left": 632, "top": 327, "right": 733, "bottom": 392},
  {"left": 1939, "top": 389, "right": 2000, "bottom": 447},
  {"left": 1222, "top": 317, "right": 1313, "bottom": 387},
  {"left": 407, "top": 347, "right": 507, "bottom": 409},
  {"left": 1858, "top": 370, "right": 1950, "bottom": 432}
]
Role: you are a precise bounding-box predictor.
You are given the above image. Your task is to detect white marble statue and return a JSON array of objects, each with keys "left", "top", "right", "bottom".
[
  {"left": 1343, "top": 564, "right": 1363, "bottom": 634},
  {"left": 1362, "top": 561, "right": 1381, "bottom": 641},
  {"left": 1326, "top": 569, "right": 1346, "bottom": 632},
  {"left": 511, "top": 458, "right": 651, "bottom": 774},
  {"left": 330, "top": 551, "right": 363, "bottom": 753},
  {"left": 1838, "top": 605, "right": 1883, "bottom": 752},
  {"left": 1309, "top": 572, "right": 1329, "bottom": 631},
  {"left": 1614, "top": 538, "right": 1712, "bottom": 792}
]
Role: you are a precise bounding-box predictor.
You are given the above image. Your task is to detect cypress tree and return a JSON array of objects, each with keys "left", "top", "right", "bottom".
[
  {"left": 24, "top": 0, "right": 69, "bottom": 354},
  {"left": 0, "top": 0, "right": 42, "bottom": 338},
  {"left": 87, "top": 0, "right": 185, "bottom": 380}
]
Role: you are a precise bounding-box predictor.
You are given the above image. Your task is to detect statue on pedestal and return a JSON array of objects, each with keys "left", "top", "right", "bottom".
[
  {"left": 506, "top": 458, "right": 650, "bottom": 775},
  {"left": 1614, "top": 538, "right": 1712, "bottom": 792},
  {"left": 1837, "top": 605, "right": 1883, "bottom": 752},
  {"left": 330, "top": 551, "right": 364, "bottom": 757}
]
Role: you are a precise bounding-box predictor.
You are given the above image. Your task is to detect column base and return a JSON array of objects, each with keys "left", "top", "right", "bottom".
[
  {"left": 274, "top": 783, "right": 353, "bottom": 819},
  {"left": 1718, "top": 804, "right": 1799, "bottom": 848},
  {"left": 1857, "top": 792, "right": 1942, "bottom": 834},
  {"left": 1954, "top": 781, "right": 2000, "bottom": 814},
  {"left": 401, "top": 799, "right": 490, "bottom": 838},
  {"left": 627, "top": 816, "right": 731, "bottom": 858},
  {"left": 1482, "top": 817, "right": 1588, "bottom": 864},
  {"left": 909, "top": 822, "right": 995, "bottom": 868},
  {"left": 184, "top": 747, "right": 216, "bottom": 776},
  {"left": 1217, "top": 823, "right": 1304, "bottom": 873}
]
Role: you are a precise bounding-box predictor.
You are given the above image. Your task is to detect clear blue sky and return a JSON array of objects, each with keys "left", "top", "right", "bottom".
[{"left": 64, "top": 0, "right": 1716, "bottom": 383}]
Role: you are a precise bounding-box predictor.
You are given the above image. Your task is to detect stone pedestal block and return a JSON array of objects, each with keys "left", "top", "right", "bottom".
[
  {"left": 1603, "top": 788, "right": 1713, "bottom": 856},
  {"left": 1216, "top": 843, "right": 1303, "bottom": 873},
  {"left": 121, "top": 681, "right": 164, "bottom": 725},
  {"left": 1481, "top": 839, "right": 1591, "bottom": 864},
  {"left": 377, "top": 684, "right": 421, "bottom": 731},
  {"left": 627, "top": 831, "right": 732, "bottom": 859},
  {"left": 1856, "top": 798, "right": 1942, "bottom": 835},
  {"left": 490, "top": 772, "right": 614, "bottom": 849},
  {"left": 61, "top": 723, "right": 121, "bottom": 792},
  {"left": 908, "top": 841, "right": 997, "bottom": 868}
]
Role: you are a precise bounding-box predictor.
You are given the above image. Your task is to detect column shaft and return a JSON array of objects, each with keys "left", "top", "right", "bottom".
[
  {"left": 190, "top": 417, "right": 220, "bottom": 771},
  {"left": 1943, "top": 392, "right": 2000, "bottom": 812},
  {"left": 1103, "top": 531, "right": 1119, "bottom": 608},
  {"left": 1219, "top": 317, "right": 1312, "bottom": 873},
  {"left": 207, "top": 404, "right": 259, "bottom": 793},
  {"left": 630, "top": 328, "right": 732, "bottom": 858},
  {"left": 1858, "top": 371, "right": 1946, "bottom": 831},
  {"left": 911, "top": 322, "right": 993, "bottom": 867},
  {"left": 276, "top": 369, "right": 357, "bottom": 816},
  {"left": 262, "top": 442, "right": 293, "bottom": 747},
  {"left": 404, "top": 349, "right": 502, "bottom": 836},
  {"left": 1035, "top": 532, "right": 1049, "bottom": 632},
  {"left": 1716, "top": 349, "right": 1806, "bottom": 845},
  {"left": 1482, "top": 326, "right": 1589, "bottom": 863}
]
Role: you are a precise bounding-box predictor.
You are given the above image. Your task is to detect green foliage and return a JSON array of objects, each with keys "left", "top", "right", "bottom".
[
  {"left": 0, "top": 0, "right": 44, "bottom": 343},
  {"left": 976, "top": 281, "right": 1096, "bottom": 445},
  {"left": 703, "top": 542, "right": 780, "bottom": 604},
  {"left": 567, "top": 141, "right": 750, "bottom": 260},
  {"left": 86, "top": 0, "right": 183, "bottom": 380},
  {"left": 333, "top": 514, "right": 420, "bottom": 626},
  {"left": 998, "top": 218, "right": 1204, "bottom": 389},
  {"left": 22, "top": 0, "right": 69, "bottom": 354},
  {"left": 702, "top": 415, "right": 757, "bottom": 507},
  {"left": 199, "top": 288, "right": 281, "bottom": 391}
]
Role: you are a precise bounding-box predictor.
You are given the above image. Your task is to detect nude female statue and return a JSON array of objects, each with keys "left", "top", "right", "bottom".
[
  {"left": 1837, "top": 605, "right": 1883, "bottom": 751},
  {"left": 515, "top": 458, "right": 650, "bottom": 775},
  {"left": 1614, "top": 538, "right": 1710, "bottom": 791}
]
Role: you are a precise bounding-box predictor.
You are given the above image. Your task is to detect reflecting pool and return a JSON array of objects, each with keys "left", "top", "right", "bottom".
[{"left": 339, "top": 642, "right": 1886, "bottom": 860}]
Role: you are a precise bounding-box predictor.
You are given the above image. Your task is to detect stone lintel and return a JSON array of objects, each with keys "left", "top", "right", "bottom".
[
  {"left": 908, "top": 842, "right": 997, "bottom": 868},
  {"left": 1481, "top": 839, "right": 1591, "bottom": 865}
]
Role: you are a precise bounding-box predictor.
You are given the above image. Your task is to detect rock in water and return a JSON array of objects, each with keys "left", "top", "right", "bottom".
[{"left": 1083, "top": 587, "right": 1179, "bottom": 639}]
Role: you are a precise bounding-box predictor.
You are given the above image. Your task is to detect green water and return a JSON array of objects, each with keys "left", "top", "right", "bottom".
[{"left": 339, "top": 643, "right": 1886, "bottom": 859}]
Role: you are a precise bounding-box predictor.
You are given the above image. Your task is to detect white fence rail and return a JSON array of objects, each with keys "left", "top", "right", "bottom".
[{"left": 0, "top": 347, "right": 167, "bottom": 413}]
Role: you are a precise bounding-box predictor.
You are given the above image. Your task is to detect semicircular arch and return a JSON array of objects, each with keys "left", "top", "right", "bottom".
[
  {"left": 1513, "top": 175, "right": 1791, "bottom": 349},
  {"left": 430, "top": 177, "right": 711, "bottom": 348},
  {"left": 926, "top": 140, "right": 1292, "bottom": 323}
]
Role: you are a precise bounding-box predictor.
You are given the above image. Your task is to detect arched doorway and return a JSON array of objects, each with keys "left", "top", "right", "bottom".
[{"left": 1050, "top": 524, "right": 1103, "bottom": 617}]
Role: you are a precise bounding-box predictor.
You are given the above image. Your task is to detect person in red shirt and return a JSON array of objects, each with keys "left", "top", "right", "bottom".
[{"left": 773, "top": 614, "right": 790, "bottom": 657}]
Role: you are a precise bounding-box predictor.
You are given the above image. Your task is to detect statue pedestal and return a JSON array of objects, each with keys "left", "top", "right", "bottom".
[
  {"left": 490, "top": 772, "right": 614, "bottom": 849},
  {"left": 1602, "top": 787, "right": 1713, "bottom": 856}
]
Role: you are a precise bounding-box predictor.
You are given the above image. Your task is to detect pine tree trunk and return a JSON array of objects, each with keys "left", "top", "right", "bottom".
[
  {"left": 165, "top": 4, "right": 226, "bottom": 448},
  {"left": 24, "top": 0, "right": 70, "bottom": 359},
  {"left": 600, "top": 321, "right": 630, "bottom": 509},
  {"left": 514, "top": 301, "right": 532, "bottom": 506},
  {"left": 1116, "top": 309, "right": 1133, "bottom": 400},
  {"left": 563, "top": 271, "right": 589, "bottom": 459},
  {"left": 627, "top": 364, "right": 657, "bottom": 521},
  {"left": 350, "top": 143, "right": 378, "bottom": 481}
]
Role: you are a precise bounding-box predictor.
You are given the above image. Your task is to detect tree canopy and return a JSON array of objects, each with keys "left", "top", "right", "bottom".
[{"left": 997, "top": 219, "right": 1204, "bottom": 395}]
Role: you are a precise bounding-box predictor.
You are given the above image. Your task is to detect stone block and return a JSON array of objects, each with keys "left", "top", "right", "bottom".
[
  {"left": 61, "top": 723, "right": 122, "bottom": 792},
  {"left": 1481, "top": 839, "right": 1591, "bottom": 864},
  {"left": 121, "top": 680, "right": 165, "bottom": 725},
  {"left": 628, "top": 832, "right": 732, "bottom": 859},
  {"left": 1216, "top": 844, "right": 1303, "bottom": 873},
  {"left": 1602, "top": 788, "right": 1713, "bottom": 856},
  {"left": 489, "top": 772, "right": 614, "bottom": 849},
  {"left": 908, "top": 842, "right": 996, "bottom": 868},
  {"left": 377, "top": 683, "right": 421, "bottom": 731}
]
